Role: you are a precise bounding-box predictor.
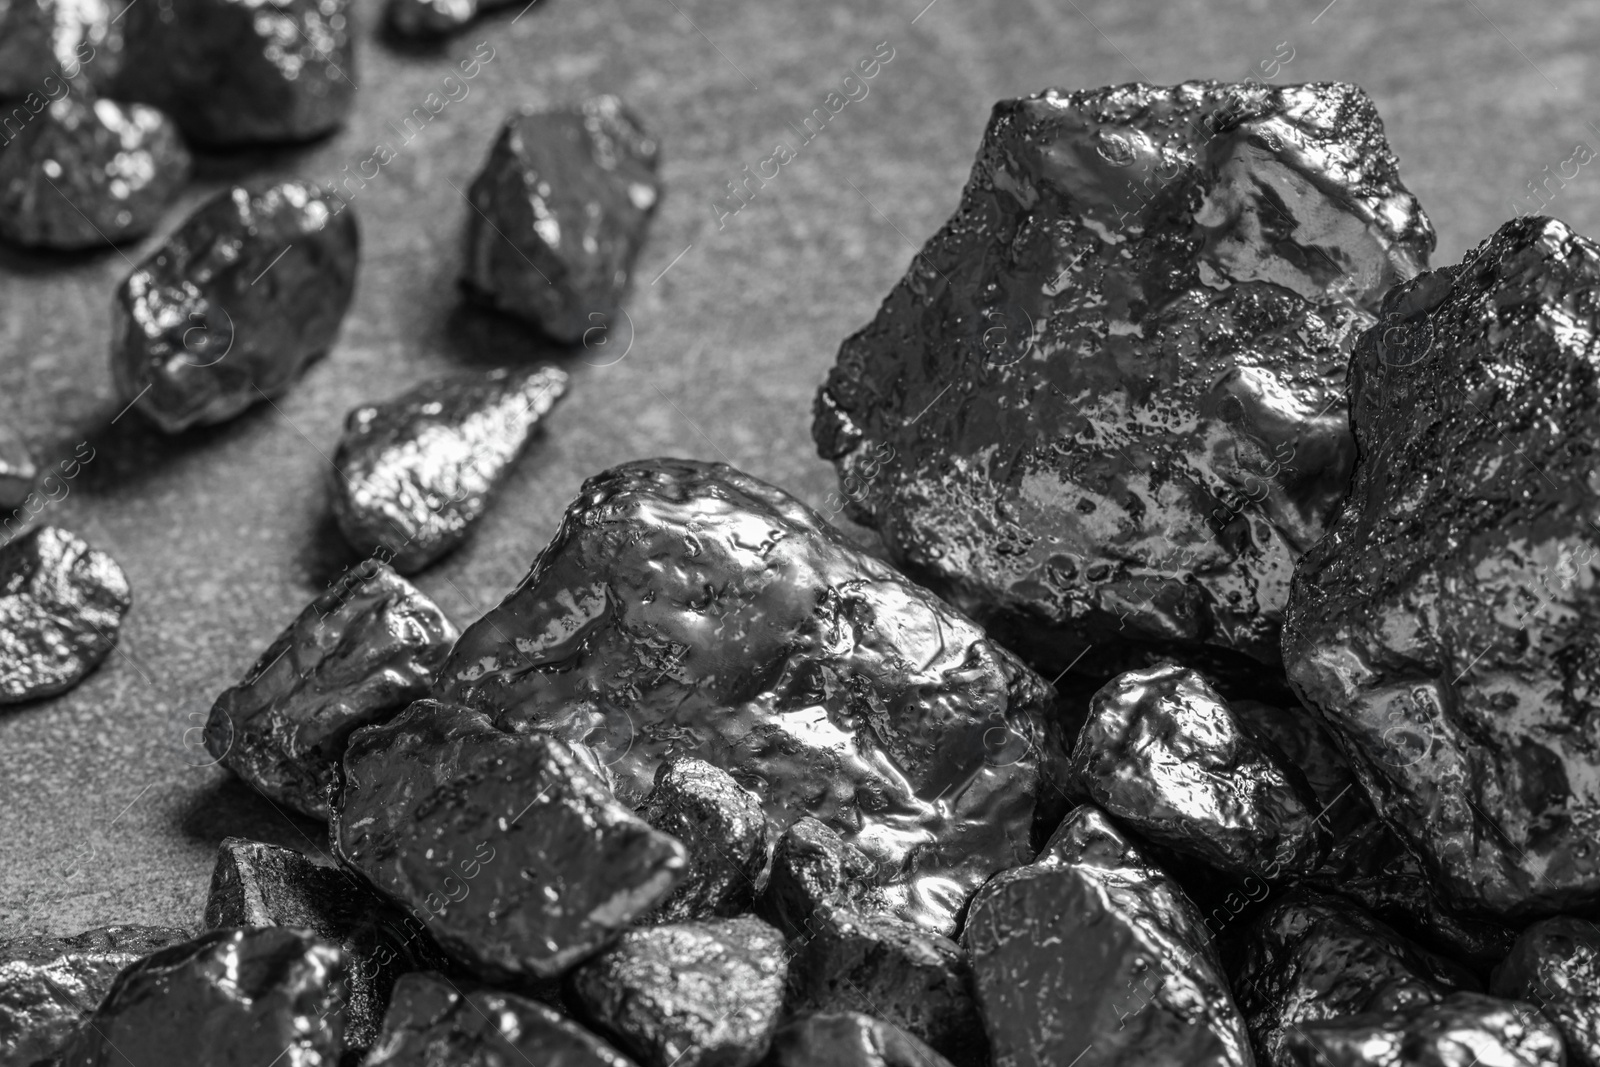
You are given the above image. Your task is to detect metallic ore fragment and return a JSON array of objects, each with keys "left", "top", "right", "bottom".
[
  {"left": 0, "top": 0, "right": 123, "bottom": 97},
  {"left": 813, "top": 81, "right": 1433, "bottom": 677},
  {"left": 111, "top": 180, "right": 360, "bottom": 434},
  {"left": 786, "top": 907, "right": 985, "bottom": 1067},
  {"left": 638, "top": 758, "right": 769, "bottom": 923},
  {"left": 1281, "top": 993, "right": 1563, "bottom": 1067},
  {"left": 329, "top": 367, "right": 569, "bottom": 574},
  {"left": 332, "top": 699, "right": 688, "bottom": 981},
  {"left": 0, "top": 925, "right": 189, "bottom": 1066},
  {"left": 763, "top": 817, "right": 888, "bottom": 939},
  {"left": 0, "top": 96, "right": 189, "bottom": 250},
  {"left": 203, "top": 837, "right": 450, "bottom": 1052},
  {"left": 461, "top": 97, "right": 660, "bottom": 342},
  {"left": 57, "top": 927, "right": 348, "bottom": 1067},
  {"left": 0, "top": 426, "right": 37, "bottom": 509},
  {"left": 767, "top": 1013, "right": 956, "bottom": 1067},
  {"left": 112, "top": 0, "right": 353, "bottom": 145},
  {"left": 1283, "top": 215, "right": 1600, "bottom": 917},
  {"left": 432, "top": 458, "right": 1068, "bottom": 936},
  {"left": 570, "top": 916, "right": 787, "bottom": 1067},
  {"left": 204, "top": 561, "right": 458, "bottom": 819},
  {"left": 1070, "top": 665, "right": 1326, "bottom": 878},
  {"left": 964, "top": 805, "right": 1253, "bottom": 1067},
  {"left": 0, "top": 525, "right": 130, "bottom": 704},
  {"left": 1492, "top": 916, "right": 1600, "bottom": 1067},
  {"left": 384, "top": 0, "right": 521, "bottom": 38},
  {"left": 1232, "top": 889, "right": 1480, "bottom": 1066},
  {"left": 365, "top": 971, "right": 637, "bottom": 1066}
]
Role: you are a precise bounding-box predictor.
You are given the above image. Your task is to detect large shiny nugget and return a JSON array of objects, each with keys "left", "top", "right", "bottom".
[
  {"left": 1285, "top": 215, "right": 1600, "bottom": 918},
  {"left": 431, "top": 458, "right": 1069, "bottom": 936},
  {"left": 460, "top": 97, "right": 660, "bottom": 342},
  {"left": 111, "top": 180, "right": 359, "bottom": 433},
  {"left": 331, "top": 699, "right": 689, "bottom": 981},
  {"left": 813, "top": 80, "right": 1434, "bottom": 678}
]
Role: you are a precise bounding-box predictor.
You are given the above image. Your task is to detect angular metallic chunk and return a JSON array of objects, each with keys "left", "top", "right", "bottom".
[
  {"left": 0, "top": 525, "right": 131, "bottom": 704},
  {"left": 570, "top": 916, "right": 786, "bottom": 1067},
  {"left": 112, "top": 0, "right": 354, "bottom": 145},
  {"left": 0, "top": 96, "right": 189, "bottom": 250},
  {"left": 637, "top": 757, "right": 768, "bottom": 923},
  {"left": 57, "top": 927, "right": 348, "bottom": 1067},
  {"left": 431, "top": 458, "right": 1069, "bottom": 936},
  {"left": 766, "top": 1012, "right": 956, "bottom": 1067},
  {"left": 1281, "top": 992, "right": 1563, "bottom": 1067},
  {"left": 963, "top": 805, "right": 1253, "bottom": 1067},
  {"left": 763, "top": 816, "right": 887, "bottom": 939},
  {"left": 1284, "top": 215, "right": 1600, "bottom": 917},
  {"left": 203, "top": 837, "right": 451, "bottom": 1052},
  {"left": 461, "top": 97, "right": 660, "bottom": 342},
  {"left": 111, "top": 180, "right": 359, "bottom": 434},
  {"left": 813, "top": 81, "right": 1433, "bottom": 677},
  {"left": 1232, "top": 889, "right": 1479, "bottom": 1065},
  {"left": 204, "top": 561, "right": 458, "bottom": 819},
  {"left": 0, "top": 925, "right": 189, "bottom": 1067},
  {"left": 329, "top": 367, "right": 568, "bottom": 574},
  {"left": 1491, "top": 916, "right": 1600, "bottom": 1067},
  {"left": 365, "top": 971, "right": 637, "bottom": 1066},
  {"left": 332, "top": 699, "right": 688, "bottom": 981},
  {"left": 0, "top": 0, "right": 123, "bottom": 97},
  {"left": 786, "top": 907, "right": 985, "bottom": 1067},
  {"left": 1070, "top": 664, "right": 1325, "bottom": 878}
]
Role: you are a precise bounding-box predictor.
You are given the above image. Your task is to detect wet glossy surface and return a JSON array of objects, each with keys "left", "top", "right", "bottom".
[
  {"left": 638, "top": 757, "right": 769, "bottom": 924},
  {"left": 460, "top": 96, "right": 661, "bottom": 343},
  {"left": 431, "top": 458, "right": 1069, "bottom": 936},
  {"left": 964, "top": 805, "right": 1253, "bottom": 1067},
  {"left": 1231, "top": 889, "right": 1479, "bottom": 1066},
  {"left": 813, "top": 80, "right": 1433, "bottom": 679},
  {"left": 0, "top": 96, "right": 189, "bottom": 250},
  {"left": 0, "top": 525, "right": 130, "bottom": 705},
  {"left": 112, "top": 0, "right": 354, "bottom": 146},
  {"left": 331, "top": 699, "right": 688, "bottom": 981},
  {"left": 570, "top": 916, "right": 787, "bottom": 1067},
  {"left": 364, "top": 971, "right": 637, "bottom": 1067},
  {"left": 202, "top": 837, "right": 450, "bottom": 1053},
  {"left": 330, "top": 366, "right": 568, "bottom": 574},
  {"left": 204, "top": 561, "right": 456, "bottom": 819},
  {"left": 765, "top": 1012, "right": 956, "bottom": 1067},
  {"left": 1070, "top": 665, "right": 1325, "bottom": 878},
  {"left": 1280, "top": 992, "right": 1563, "bottom": 1067},
  {"left": 1284, "top": 215, "right": 1600, "bottom": 918},
  {"left": 0, "top": 0, "right": 123, "bottom": 97},
  {"left": 1491, "top": 916, "right": 1600, "bottom": 1067},
  {"left": 111, "top": 181, "right": 360, "bottom": 434},
  {"left": 785, "top": 906, "right": 984, "bottom": 1067},
  {"left": 0, "top": 924, "right": 189, "bottom": 1066},
  {"left": 57, "top": 926, "right": 348, "bottom": 1067}
]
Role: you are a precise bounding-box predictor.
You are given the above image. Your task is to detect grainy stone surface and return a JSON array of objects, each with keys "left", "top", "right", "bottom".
[
  {"left": 57, "top": 926, "right": 349, "bottom": 1067},
  {"left": 461, "top": 97, "right": 661, "bottom": 342},
  {"left": 964, "top": 805, "right": 1253, "bottom": 1067},
  {"left": 1491, "top": 916, "right": 1600, "bottom": 1067},
  {"left": 111, "top": 180, "right": 360, "bottom": 434},
  {"left": 112, "top": 0, "right": 355, "bottom": 145},
  {"left": 1284, "top": 215, "right": 1600, "bottom": 919},
  {"left": 0, "top": 96, "right": 190, "bottom": 251},
  {"left": 432, "top": 458, "right": 1068, "bottom": 936},
  {"left": 0, "top": 525, "right": 130, "bottom": 704},
  {"left": 765, "top": 1012, "right": 956, "bottom": 1067},
  {"left": 638, "top": 757, "right": 769, "bottom": 923},
  {"left": 813, "top": 80, "right": 1432, "bottom": 681},
  {"left": 204, "top": 560, "right": 457, "bottom": 819},
  {"left": 329, "top": 366, "right": 568, "bottom": 573},
  {"left": 0, "top": 0, "right": 1580, "bottom": 959},
  {"left": 570, "top": 916, "right": 787, "bottom": 1067},
  {"left": 364, "top": 971, "right": 637, "bottom": 1066},
  {"left": 0, "top": 924, "right": 190, "bottom": 1067},
  {"left": 332, "top": 699, "right": 688, "bottom": 981}
]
